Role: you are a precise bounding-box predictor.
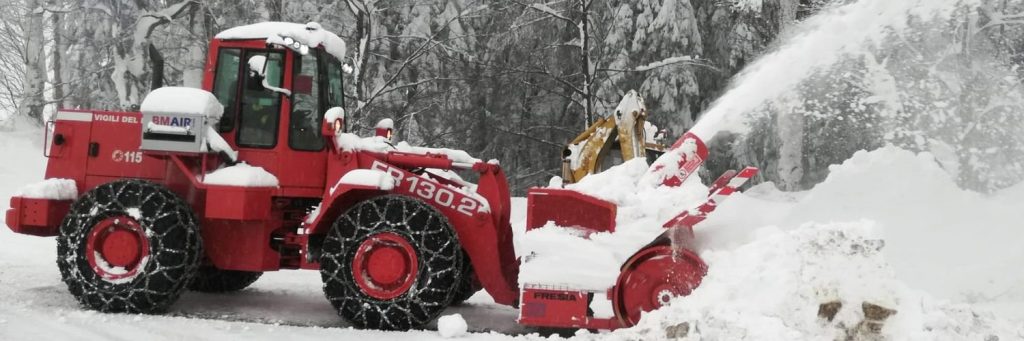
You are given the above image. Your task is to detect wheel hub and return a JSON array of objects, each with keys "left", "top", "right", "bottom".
[
  {"left": 352, "top": 232, "right": 419, "bottom": 300},
  {"left": 86, "top": 216, "right": 149, "bottom": 282},
  {"left": 613, "top": 245, "right": 706, "bottom": 326}
]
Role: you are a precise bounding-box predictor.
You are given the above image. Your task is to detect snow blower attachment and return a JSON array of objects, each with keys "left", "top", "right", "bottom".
[
  {"left": 519, "top": 132, "right": 758, "bottom": 329},
  {"left": 4, "top": 21, "right": 759, "bottom": 332}
]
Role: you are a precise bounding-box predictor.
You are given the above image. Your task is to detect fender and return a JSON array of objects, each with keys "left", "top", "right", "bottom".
[{"left": 305, "top": 151, "right": 520, "bottom": 306}]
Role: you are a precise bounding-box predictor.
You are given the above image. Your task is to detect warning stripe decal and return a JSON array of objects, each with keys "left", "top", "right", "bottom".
[{"left": 55, "top": 111, "right": 92, "bottom": 122}]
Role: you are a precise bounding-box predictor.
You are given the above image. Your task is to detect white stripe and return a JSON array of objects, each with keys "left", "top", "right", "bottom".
[
  {"left": 55, "top": 111, "right": 92, "bottom": 122},
  {"left": 726, "top": 175, "right": 749, "bottom": 187}
]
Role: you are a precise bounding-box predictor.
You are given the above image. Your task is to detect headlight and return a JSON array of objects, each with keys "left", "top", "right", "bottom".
[{"left": 333, "top": 119, "right": 344, "bottom": 134}]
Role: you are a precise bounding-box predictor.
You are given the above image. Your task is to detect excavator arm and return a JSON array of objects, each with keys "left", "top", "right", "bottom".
[{"left": 562, "top": 90, "right": 665, "bottom": 183}]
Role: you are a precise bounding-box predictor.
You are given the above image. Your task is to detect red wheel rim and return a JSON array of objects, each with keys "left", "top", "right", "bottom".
[
  {"left": 612, "top": 245, "right": 706, "bottom": 326},
  {"left": 352, "top": 232, "right": 419, "bottom": 300},
  {"left": 86, "top": 215, "right": 150, "bottom": 283}
]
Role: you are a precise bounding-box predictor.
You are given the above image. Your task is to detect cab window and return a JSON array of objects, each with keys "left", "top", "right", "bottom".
[
  {"left": 325, "top": 57, "right": 345, "bottom": 108},
  {"left": 237, "top": 51, "right": 284, "bottom": 148},
  {"left": 289, "top": 52, "right": 323, "bottom": 151},
  {"left": 212, "top": 48, "right": 241, "bottom": 132}
]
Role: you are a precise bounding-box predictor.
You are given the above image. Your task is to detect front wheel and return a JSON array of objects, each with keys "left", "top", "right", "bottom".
[
  {"left": 319, "top": 195, "right": 465, "bottom": 330},
  {"left": 56, "top": 179, "right": 202, "bottom": 313}
]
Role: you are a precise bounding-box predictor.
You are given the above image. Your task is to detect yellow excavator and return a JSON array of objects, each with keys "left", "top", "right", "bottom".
[{"left": 562, "top": 90, "right": 667, "bottom": 183}]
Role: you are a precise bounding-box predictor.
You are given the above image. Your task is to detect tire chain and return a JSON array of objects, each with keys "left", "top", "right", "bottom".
[
  {"left": 56, "top": 179, "right": 202, "bottom": 313},
  {"left": 320, "top": 195, "right": 465, "bottom": 330}
]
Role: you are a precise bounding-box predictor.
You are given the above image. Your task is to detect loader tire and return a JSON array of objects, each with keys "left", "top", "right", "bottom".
[
  {"left": 56, "top": 179, "right": 202, "bottom": 314},
  {"left": 320, "top": 195, "right": 465, "bottom": 331},
  {"left": 188, "top": 266, "right": 262, "bottom": 293},
  {"left": 449, "top": 252, "right": 480, "bottom": 305}
]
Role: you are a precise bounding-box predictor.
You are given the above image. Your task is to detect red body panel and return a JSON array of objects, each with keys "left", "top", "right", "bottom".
[
  {"left": 518, "top": 287, "right": 620, "bottom": 329},
  {"left": 205, "top": 185, "right": 273, "bottom": 220},
  {"left": 305, "top": 150, "right": 521, "bottom": 306},
  {"left": 5, "top": 197, "right": 72, "bottom": 236},
  {"left": 525, "top": 188, "right": 616, "bottom": 234}
]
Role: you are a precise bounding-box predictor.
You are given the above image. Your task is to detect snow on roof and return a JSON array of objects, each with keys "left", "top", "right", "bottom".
[
  {"left": 216, "top": 22, "right": 347, "bottom": 62},
  {"left": 375, "top": 118, "right": 394, "bottom": 129},
  {"left": 140, "top": 87, "right": 223, "bottom": 119}
]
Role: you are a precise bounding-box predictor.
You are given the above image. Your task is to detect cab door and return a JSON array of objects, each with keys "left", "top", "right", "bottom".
[{"left": 203, "top": 40, "right": 329, "bottom": 197}]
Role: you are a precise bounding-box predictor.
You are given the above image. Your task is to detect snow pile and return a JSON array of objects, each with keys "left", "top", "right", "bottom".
[
  {"left": 782, "top": 146, "right": 1024, "bottom": 303},
  {"left": 15, "top": 179, "right": 77, "bottom": 200},
  {"left": 437, "top": 314, "right": 469, "bottom": 338},
  {"left": 596, "top": 145, "right": 1024, "bottom": 339},
  {"left": 140, "top": 87, "right": 223, "bottom": 120},
  {"left": 613, "top": 222, "right": 1022, "bottom": 340},
  {"left": 203, "top": 163, "right": 279, "bottom": 187},
  {"left": 518, "top": 159, "right": 708, "bottom": 290}
]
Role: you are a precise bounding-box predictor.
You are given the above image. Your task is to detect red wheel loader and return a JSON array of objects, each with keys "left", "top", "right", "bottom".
[{"left": 4, "top": 22, "right": 757, "bottom": 331}]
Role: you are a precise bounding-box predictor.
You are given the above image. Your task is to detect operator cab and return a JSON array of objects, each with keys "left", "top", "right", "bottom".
[{"left": 204, "top": 22, "right": 347, "bottom": 197}]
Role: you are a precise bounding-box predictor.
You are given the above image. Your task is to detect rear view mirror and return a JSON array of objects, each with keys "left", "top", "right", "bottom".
[{"left": 247, "top": 55, "right": 267, "bottom": 77}]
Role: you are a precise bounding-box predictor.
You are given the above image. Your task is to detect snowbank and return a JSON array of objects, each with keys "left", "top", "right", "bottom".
[
  {"left": 203, "top": 163, "right": 279, "bottom": 187},
  {"left": 15, "top": 179, "right": 77, "bottom": 200},
  {"left": 612, "top": 222, "right": 1022, "bottom": 340},
  {"left": 595, "top": 145, "right": 1024, "bottom": 339}
]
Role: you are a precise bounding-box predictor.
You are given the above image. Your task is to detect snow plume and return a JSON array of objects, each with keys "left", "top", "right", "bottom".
[{"left": 690, "top": 0, "right": 1024, "bottom": 192}]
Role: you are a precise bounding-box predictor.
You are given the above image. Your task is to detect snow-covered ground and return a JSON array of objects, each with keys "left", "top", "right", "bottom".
[{"left": 3, "top": 121, "right": 1024, "bottom": 340}]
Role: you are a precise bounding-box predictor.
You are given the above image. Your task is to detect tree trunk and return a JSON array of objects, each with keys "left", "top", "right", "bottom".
[
  {"left": 18, "top": 0, "right": 47, "bottom": 125},
  {"left": 51, "top": 0, "right": 64, "bottom": 110},
  {"left": 580, "top": 0, "right": 593, "bottom": 128}
]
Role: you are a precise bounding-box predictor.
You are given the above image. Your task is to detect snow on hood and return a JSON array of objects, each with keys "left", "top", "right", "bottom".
[
  {"left": 216, "top": 22, "right": 346, "bottom": 62},
  {"left": 203, "top": 162, "right": 279, "bottom": 187},
  {"left": 334, "top": 133, "right": 482, "bottom": 165}
]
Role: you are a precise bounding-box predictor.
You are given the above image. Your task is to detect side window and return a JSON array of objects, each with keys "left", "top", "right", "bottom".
[
  {"left": 289, "top": 52, "right": 323, "bottom": 151},
  {"left": 237, "top": 51, "right": 284, "bottom": 148},
  {"left": 325, "top": 58, "right": 345, "bottom": 108},
  {"left": 212, "top": 48, "right": 241, "bottom": 132}
]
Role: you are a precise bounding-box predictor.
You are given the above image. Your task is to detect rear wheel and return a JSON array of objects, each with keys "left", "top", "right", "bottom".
[
  {"left": 56, "top": 179, "right": 202, "bottom": 313},
  {"left": 188, "top": 266, "right": 262, "bottom": 293},
  {"left": 320, "top": 195, "right": 465, "bottom": 330}
]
